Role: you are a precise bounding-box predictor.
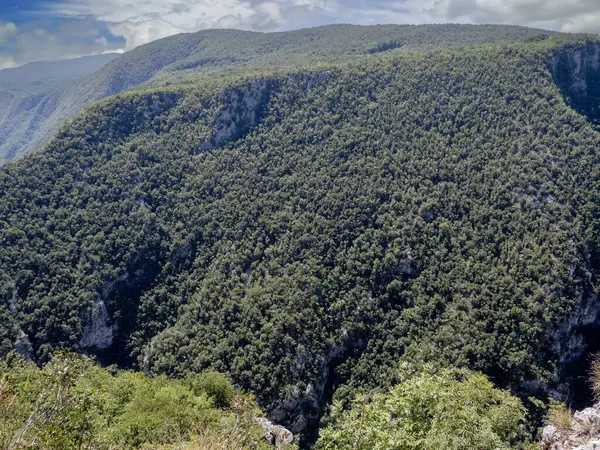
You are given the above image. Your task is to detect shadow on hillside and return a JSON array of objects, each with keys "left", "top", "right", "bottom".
[{"left": 551, "top": 43, "right": 600, "bottom": 127}]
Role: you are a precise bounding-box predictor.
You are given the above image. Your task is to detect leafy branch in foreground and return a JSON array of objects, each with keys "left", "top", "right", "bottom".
[
  {"left": 317, "top": 363, "right": 526, "bottom": 450},
  {"left": 0, "top": 352, "right": 291, "bottom": 449}
]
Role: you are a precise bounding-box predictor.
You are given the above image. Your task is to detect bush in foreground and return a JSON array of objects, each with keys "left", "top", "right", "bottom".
[
  {"left": 0, "top": 352, "right": 284, "bottom": 449},
  {"left": 317, "top": 363, "right": 526, "bottom": 450}
]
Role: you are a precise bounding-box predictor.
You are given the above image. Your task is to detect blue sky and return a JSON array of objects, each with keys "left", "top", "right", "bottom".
[{"left": 1, "top": 0, "right": 600, "bottom": 69}]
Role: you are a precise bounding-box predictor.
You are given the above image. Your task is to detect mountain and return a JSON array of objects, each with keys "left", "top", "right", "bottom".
[
  {"left": 0, "top": 24, "right": 557, "bottom": 164},
  {"left": 2, "top": 24, "right": 600, "bottom": 446},
  {"left": 0, "top": 54, "right": 120, "bottom": 164},
  {"left": 0, "top": 54, "right": 120, "bottom": 85}
]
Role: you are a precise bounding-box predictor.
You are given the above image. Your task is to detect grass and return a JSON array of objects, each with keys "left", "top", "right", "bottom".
[
  {"left": 548, "top": 401, "right": 573, "bottom": 431},
  {"left": 590, "top": 354, "right": 600, "bottom": 401}
]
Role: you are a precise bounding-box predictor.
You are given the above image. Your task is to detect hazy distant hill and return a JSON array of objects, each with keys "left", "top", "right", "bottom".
[
  {"left": 0, "top": 54, "right": 120, "bottom": 163},
  {"left": 0, "top": 54, "right": 120, "bottom": 85},
  {"left": 0, "top": 24, "right": 557, "bottom": 163}
]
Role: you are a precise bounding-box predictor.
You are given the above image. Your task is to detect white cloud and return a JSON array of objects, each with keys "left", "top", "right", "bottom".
[
  {"left": 0, "top": 54, "right": 16, "bottom": 70},
  {"left": 11, "top": 29, "right": 115, "bottom": 63},
  {"left": 2, "top": 15, "right": 124, "bottom": 67},
  {"left": 428, "top": 0, "right": 600, "bottom": 33},
  {"left": 0, "top": 22, "right": 18, "bottom": 45},
  {"left": 562, "top": 11, "right": 600, "bottom": 34},
  {"left": 4, "top": 0, "right": 600, "bottom": 66},
  {"left": 48, "top": 0, "right": 283, "bottom": 52},
  {"left": 291, "top": 0, "right": 338, "bottom": 12},
  {"left": 108, "top": 19, "right": 180, "bottom": 51},
  {"left": 279, "top": 0, "right": 436, "bottom": 30}
]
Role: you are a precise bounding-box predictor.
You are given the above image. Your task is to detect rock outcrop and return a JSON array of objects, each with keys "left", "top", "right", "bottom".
[
  {"left": 550, "top": 42, "right": 600, "bottom": 125},
  {"left": 543, "top": 403, "right": 600, "bottom": 450},
  {"left": 256, "top": 418, "right": 294, "bottom": 448},
  {"left": 79, "top": 275, "right": 126, "bottom": 350}
]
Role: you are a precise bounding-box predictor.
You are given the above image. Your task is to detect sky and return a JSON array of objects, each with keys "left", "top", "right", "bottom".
[{"left": 1, "top": 0, "right": 600, "bottom": 69}]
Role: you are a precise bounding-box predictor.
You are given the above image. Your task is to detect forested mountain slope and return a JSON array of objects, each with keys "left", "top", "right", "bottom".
[
  {"left": 0, "top": 24, "right": 557, "bottom": 163},
  {"left": 2, "top": 28, "right": 600, "bottom": 444}
]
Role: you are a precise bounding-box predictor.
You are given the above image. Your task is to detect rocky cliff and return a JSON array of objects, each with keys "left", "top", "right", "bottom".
[
  {"left": 551, "top": 42, "right": 600, "bottom": 126},
  {"left": 543, "top": 403, "right": 600, "bottom": 450}
]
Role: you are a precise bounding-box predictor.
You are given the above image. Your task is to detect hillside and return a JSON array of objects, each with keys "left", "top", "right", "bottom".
[
  {"left": 0, "top": 54, "right": 120, "bottom": 164},
  {"left": 2, "top": 25, "right": 600, "bottom": 446},
  {"left": 0, "top": 24, "right": 558, "bottom": 163}
]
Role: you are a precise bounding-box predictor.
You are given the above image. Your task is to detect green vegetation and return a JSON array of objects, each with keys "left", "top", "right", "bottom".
[
  {"left": 186, "top": 371, "right": 235, "bottom": 408},
  {"left": 2, "top": 25, "right": 600, "bottom": 445},
  {"left": 0, "top": 24, "right": 563, "bottom": 163},
  {"left": 0, "top": 351, "right": 282, "bottom": 449},
  {"left": 591, "top": 354, "right": 600, "bottom": 400},
  {"left": 317, "top": 363, "right": 526, "bottom": 450}
]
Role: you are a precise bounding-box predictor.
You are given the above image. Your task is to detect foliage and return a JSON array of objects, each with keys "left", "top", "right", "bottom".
[
  {"left": 185, "top": 371, "right": 235, "bottom": 408},
  {"left": 317, "top": 363, "right": 526, "bottom": 450},
  {"left": 0, "top": 352, "right": 279, "bottom": 449},
  {"left": 546, "top": 399, "right": 573, "bottom": 431},
  {"left": 2, "top": 27, "right": 600, "bottom": 440},
  {"left": 590, "top": 353, "right": 600, "bottom": 401}
]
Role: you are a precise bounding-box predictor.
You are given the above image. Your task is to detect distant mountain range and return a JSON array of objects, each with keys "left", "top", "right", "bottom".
[
  {"left": 0, "top": 54, "right": 120, "bottom": 163},
  {"left": 0, "top": 24, "right": 558, "bottom": 164},
  {"left": 0, "top": 54, "right": 120, "bottom": 85}
]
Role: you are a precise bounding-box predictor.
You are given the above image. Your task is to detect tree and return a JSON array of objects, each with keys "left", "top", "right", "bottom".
[{"left": 317, "top": 363, "right": 526, "bottom": 450}]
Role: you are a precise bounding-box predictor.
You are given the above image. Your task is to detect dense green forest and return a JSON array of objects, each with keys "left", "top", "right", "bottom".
[{"left": 2, "top": 24, "right": 600, "bottom": 447}]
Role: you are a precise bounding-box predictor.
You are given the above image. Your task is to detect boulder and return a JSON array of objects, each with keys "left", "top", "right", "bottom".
[
  {"left": 256, "top": 417, "right": 294, "bottom": 448},
  {"left": 574, "top": 441, "right": 600, "bottom": 450}
]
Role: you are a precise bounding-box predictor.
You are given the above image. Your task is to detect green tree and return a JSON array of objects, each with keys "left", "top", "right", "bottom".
[
  {"left": 317, "top": 363, "right": 526, "bottom": 450},
  {"left": 185, "top": 371, "right": 235, "bottom": 408},
  {"left": 0, "top": 353, "right": 284, "bottom": 449}
]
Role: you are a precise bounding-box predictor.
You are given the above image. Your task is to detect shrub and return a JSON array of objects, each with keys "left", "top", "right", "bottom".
[
  {"left": 185, "top": 371, "right": 235, "bottom": 409},
  {"left": 590, "top": 354, "right": 600, "bottom": 401},
  {"left": 106, "top": 375, "right": 216, "bottom": 447},
  {"left": 0, "top": 353, "right": 273, "bottom": 449},
  {"left": 0, "top": 352, "right": 104, "bottom": 449},
  {"left": 317, "top": 363, "right": 526, "bottom": 450}
]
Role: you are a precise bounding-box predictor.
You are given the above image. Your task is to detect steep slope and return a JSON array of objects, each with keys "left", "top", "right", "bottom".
[
  {"left": 0, "top": 54, "right": 120, "bottom": 164},
  {"left": 0, "top": 24, "right": 558, "bottom": 163},
  {"left": 2, "top": 30, "right": 600, "bottom": 442}
]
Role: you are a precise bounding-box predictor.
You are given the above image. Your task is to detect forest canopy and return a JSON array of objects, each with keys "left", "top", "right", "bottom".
[{"left": 1, "top": 25, "right": 600, "bottom": 445}]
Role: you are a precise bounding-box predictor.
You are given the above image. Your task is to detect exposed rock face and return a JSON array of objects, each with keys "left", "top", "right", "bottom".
[
  {"left": 306, "top": 71, "right": 331, "bottom": 90},
  {"left": 14, "top": 330, "right": 33, "bottom": 359},
  {"left": 79, "top": 275, "right": 126, "bottom": 350},
  {"left": 201, "top": 72, "right": 332, "bottom": 154},
  {"left": 542, "top": 403, "right": 600, "bottom": 450},
  {"left": 550, "top": 43, "right": 600, "bottom": 125},
  {"left": 551, "top": 285, "right": 600, "bottom": 394},
  {"left": 256, "top": 417, "right": 294, "bottom": 448},
  {"left": 212, "top": 79, "right": 272, "bottom": 147},
  {"left": 551, "top": 43, "right": 600, "bottom": 95},
  {"left": 267, "top": 329, "right": 365, "bottom": 436},
  {"left": 79, "top": 299, "right": 117, "bottom": 350},
  {"left": 545, "top": 44, "right": 600, "bottom": 395}
]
